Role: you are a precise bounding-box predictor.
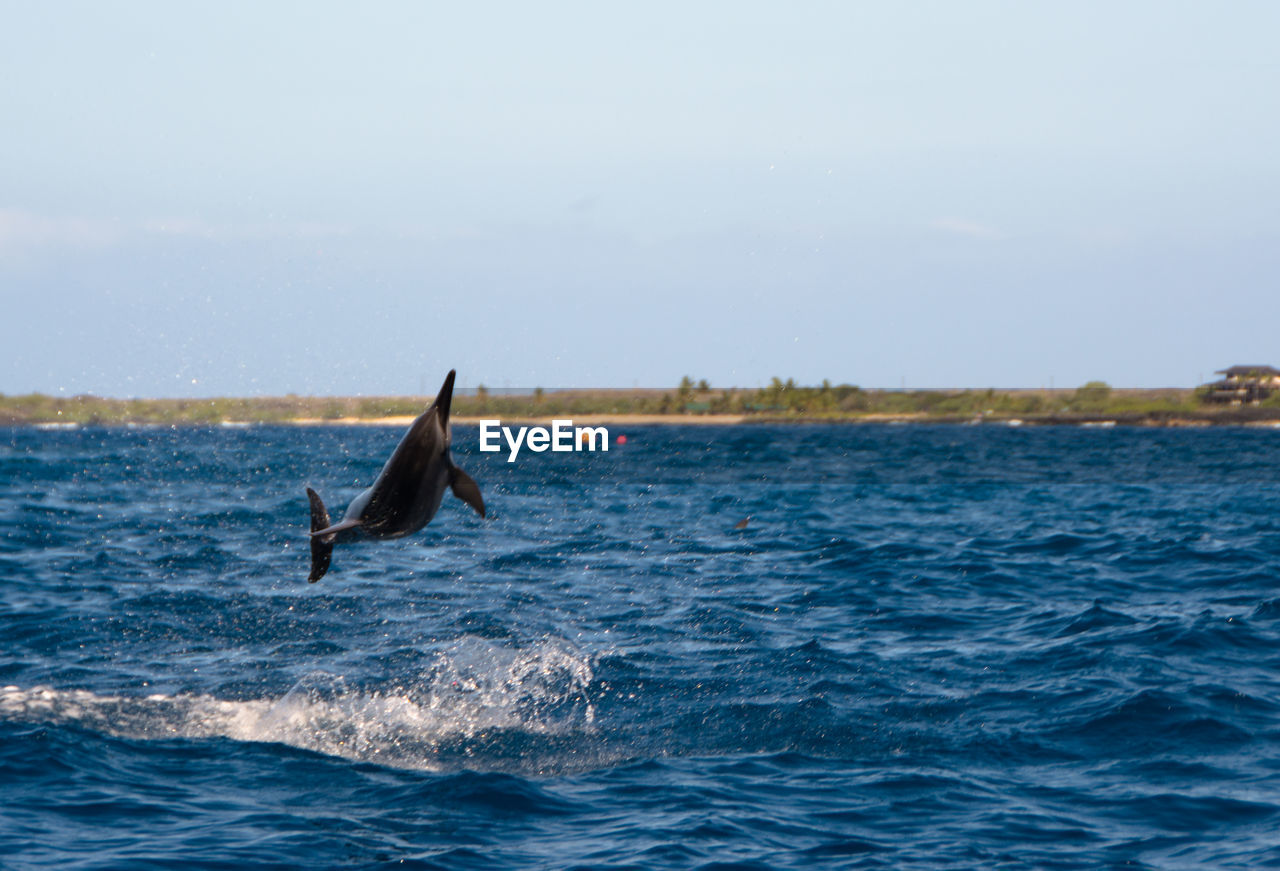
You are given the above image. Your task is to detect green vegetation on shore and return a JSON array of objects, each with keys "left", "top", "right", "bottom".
[{"left": 2, "top": 378, "right": 1276, "bottom": 427}]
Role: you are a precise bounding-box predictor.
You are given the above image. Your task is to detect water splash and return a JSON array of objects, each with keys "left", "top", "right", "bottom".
[{"left": 0, "top": 638, "right": 597, "bottom": 772}]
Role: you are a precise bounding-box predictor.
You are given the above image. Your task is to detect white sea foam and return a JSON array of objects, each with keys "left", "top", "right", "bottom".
[{"left": 0, "top": 639, "right": 597, "bottom": 771}]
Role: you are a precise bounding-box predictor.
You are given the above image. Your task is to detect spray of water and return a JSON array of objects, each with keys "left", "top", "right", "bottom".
[{"left": 1, "top": 638, "right": 598, "bottom": 772}]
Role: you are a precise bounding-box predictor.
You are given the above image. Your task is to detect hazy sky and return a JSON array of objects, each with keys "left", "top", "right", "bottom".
[{"left": 3, "top": 2, "right": 1277, "bottom": 396}]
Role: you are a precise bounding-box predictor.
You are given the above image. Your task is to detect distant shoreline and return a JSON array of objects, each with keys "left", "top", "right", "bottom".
[
  {"left": 286, "top": 414, "right": 752, "bottom": 427},
  {"left": 292, "top": 413, "right": 1277, "bottom": 428},
  {"left": 6, "top": 386, "right": 1280, "bottom": 428},
  {"left": 17, "top": 412, "right": 1280, "bottom": 430}
]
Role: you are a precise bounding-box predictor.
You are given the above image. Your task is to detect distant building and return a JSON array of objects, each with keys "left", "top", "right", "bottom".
[{"left": 1203, "top": 365, "right": 1280, "bottom": 404}]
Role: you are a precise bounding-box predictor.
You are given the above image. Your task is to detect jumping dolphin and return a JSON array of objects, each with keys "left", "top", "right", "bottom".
[{"left": 305, "top": 369, "right": 485, "bottom": 582}]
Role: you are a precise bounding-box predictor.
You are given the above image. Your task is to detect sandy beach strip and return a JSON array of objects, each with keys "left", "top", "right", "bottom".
[{"left": 287, "top": 414, "right": 750, "bottom": 427}]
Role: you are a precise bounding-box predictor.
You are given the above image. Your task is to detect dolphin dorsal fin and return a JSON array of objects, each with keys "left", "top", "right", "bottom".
[{"left": 434, "top": 369, "right": 456, "bottom": 426}]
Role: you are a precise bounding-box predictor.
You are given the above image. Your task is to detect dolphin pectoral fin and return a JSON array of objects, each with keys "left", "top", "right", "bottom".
[
  {"left": 306, "top": 487, "right": 334, "bottom": 583},
  {"left": 449, "top": 466, "right": 486, "bottom": 518}
]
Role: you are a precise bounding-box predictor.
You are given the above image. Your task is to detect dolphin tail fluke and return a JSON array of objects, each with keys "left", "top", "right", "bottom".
[
  {"left": 449, "top": 466, "right": 486, "bottom": 518},
  {"left": 306, "top": 486, "right": 335, "bottom": 583}
]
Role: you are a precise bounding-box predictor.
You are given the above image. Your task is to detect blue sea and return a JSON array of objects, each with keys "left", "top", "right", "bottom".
[{"left": 4, "top": 422, "right": 1280, "bottom": 869}]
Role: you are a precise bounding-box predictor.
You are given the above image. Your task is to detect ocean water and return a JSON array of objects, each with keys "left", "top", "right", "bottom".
[{"left": 4, "top": 422, "right": 1280, "bottom": 870}]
